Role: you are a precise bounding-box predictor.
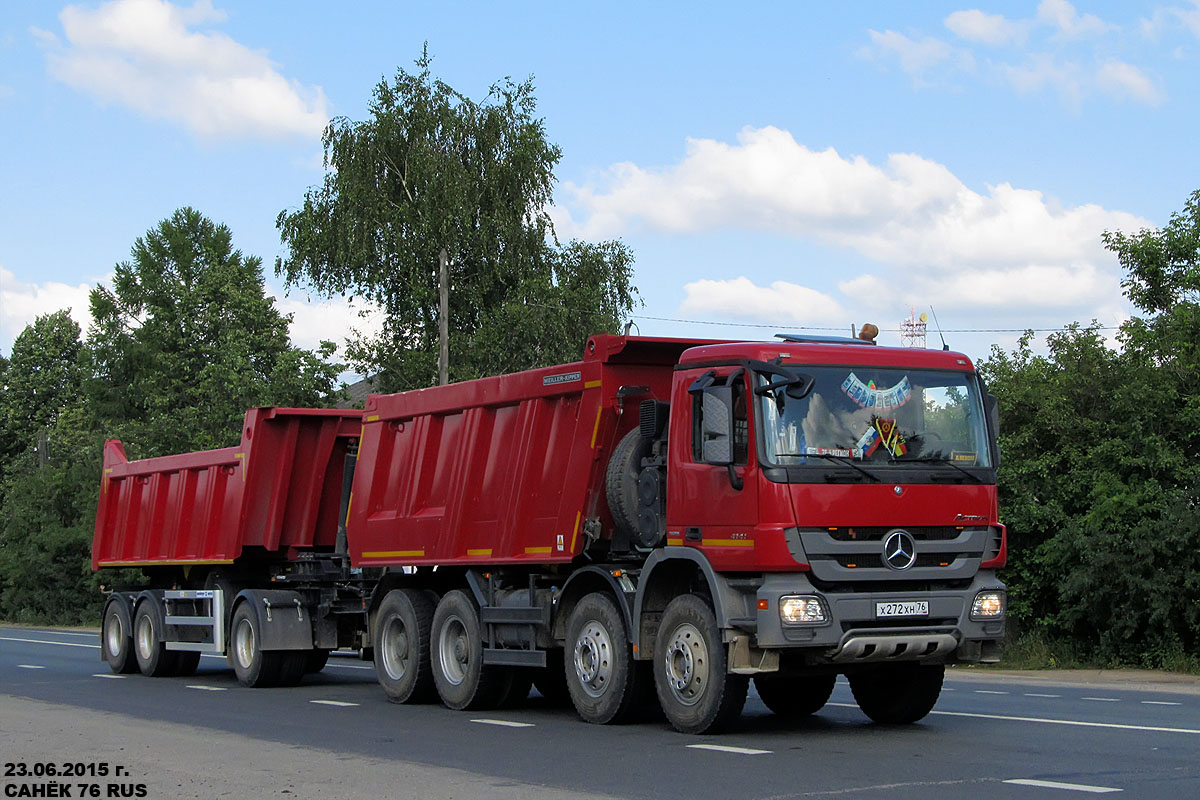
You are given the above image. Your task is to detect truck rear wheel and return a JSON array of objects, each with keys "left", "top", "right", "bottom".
[
  {"left": 430, "top": 590, "right": 507, "bottom": 710},
  {"left": 754, "top": 673, "right": 835, "bottom": 718},
  {"left": 848, "top": 663, "right": 944, "bottom": 724},
  {"left": 305, "top": 649, "right": 331, "bottom": 674},
  {"left": 230, "top": 603, "right": 281, "bottom": 688},
  {"left": 102, "top": 599, "right": 138, "bottom": 674},
  {"left": 133, "top": 597, "right": 180, "bottom": 677},
  {"left": 565, "top": 592, "right": 641, "bottom": 724},
  {"left": 534, "top": 649, "right": 571, "bottom": 706},
  {"left": 654, "top": 594, "right": 748, "bottom": 734},
  {"left": 375, "top": 588, "right": 437, "bottom": 703}
]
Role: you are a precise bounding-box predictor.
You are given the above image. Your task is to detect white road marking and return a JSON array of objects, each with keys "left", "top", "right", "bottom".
[
  {"left": 92, "top": 673, "right": 126, "bottom": 679},
  {"left": 322, "top": 662, "right": 375, "bottom": 671},
  {"left": 0, "top": 635, "right": 99, "bottom": 649},
  {"left": 1081, "top": 697, "right": 1120, "bottom": 702},
  {"left": 1004, "top": 778, "right": 1121, "bottom": 793},
  {"left": 1026, "top": 693, "right": 1062, "bottom": 698},
  {"left": 17, "top": 664, "right": 46, "bottom": 669},
  {"left": 1141, "top": 701, "right": 1181, "bottom": 706},
  {"left": 186, "top": 685, "right": 227, "bottom": 691},
  {"left": 687, "top": 744, "right": 772, "bottom": 755},
  {"left": 827, "top": 703, "right": 1200, "bottom": 734},
  {"left": 470, "top": 719, "right": 535, "bottom": 728},
  {"left": 309, "top": 700, "right": 359, "bottom": 707},
  {"left": 975, "top": 690, "right": 1008, "bottom": 694}
]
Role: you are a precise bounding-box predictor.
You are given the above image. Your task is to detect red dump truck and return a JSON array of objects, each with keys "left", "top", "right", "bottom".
[{"left": 93, "top": 332, "right": 1006, "bottom": 733}]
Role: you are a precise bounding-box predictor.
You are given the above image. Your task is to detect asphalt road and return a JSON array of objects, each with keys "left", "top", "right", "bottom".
[{"left": 3, "top": 625, "right": 1200, "bottom": 799}]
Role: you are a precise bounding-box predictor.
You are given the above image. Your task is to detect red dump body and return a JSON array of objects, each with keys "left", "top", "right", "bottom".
[
  {"left": 345, "top": 335, "right": 713, "bottom": 568},
  {"left": 93, "top": 408, "right": 361, "bottom": 569}
]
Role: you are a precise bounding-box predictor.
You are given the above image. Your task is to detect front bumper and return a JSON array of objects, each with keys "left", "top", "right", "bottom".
[{"left": 751, "top": 571, "right": 1005, "bottom": 664}]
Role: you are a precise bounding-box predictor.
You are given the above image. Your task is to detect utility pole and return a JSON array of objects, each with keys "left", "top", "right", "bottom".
[{"left": 438, "top": 248, "right": 449, "bottom": 386}]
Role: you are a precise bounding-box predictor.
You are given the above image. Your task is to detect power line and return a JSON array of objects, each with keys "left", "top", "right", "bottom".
[{"left": 626, "top": 312, "right": 1121, "bottom": 334}]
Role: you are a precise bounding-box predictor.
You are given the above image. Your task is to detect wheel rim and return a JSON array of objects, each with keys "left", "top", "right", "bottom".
[
  {"left": 234, "top": 617, "right": 256, "bottom": 669},
  {"left": 437, "top": 614, "right": 469, "bottom": 686},
  {"left": 380, "top": 616, "right": 410, "bottom": 681},
  {"left": 135, "top": 612, "right": 153, "bottom": 661},
  {"left": 572, "top": 619, "right": 613, "bottom": 699},
  {"left": 663, "top": 622, "right": 708, "bottom": 707},
  {"left": 105, "top": 611, "right": 124, "bottom": 657}
]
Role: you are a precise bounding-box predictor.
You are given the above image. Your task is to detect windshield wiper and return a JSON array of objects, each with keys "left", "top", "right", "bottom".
[
  {"left": 890, "top": 456, "right": 983, "bottom": 483},
  {"left": 779, "top": 453, "right": 882, "bottom": 482}
]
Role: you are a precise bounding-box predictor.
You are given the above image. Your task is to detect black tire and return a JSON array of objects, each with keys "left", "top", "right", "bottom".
[
  {"left": 133, "top": 597, "right": 180, "bottom": 677},
  {"left": 173, "top": 650, "right": 201, "bottom": 677},
  {"left": 229, "top": 603, "right": 282, "bottom": 688},
  {"left": 374, "top": 589, "right": 437, "bottom": 703},
  {"left": 533, "top": 649, "right": 571, "bottom": 706},
  {"left": 654, "top": 594, "right": 748, "bottom": 734},
  {"left": 565, "top": 592, "right": 642, "bottom": 724},
  {"left": 605, "top": 428, "right": 653, "bottom": 540},
  {"left": 430, "top": 590, "right": 507, "bottom": 710},
  {"left": 848, "top": 663, "right": 945, "bottom": 724},
  {"left": 754, "top": 673, "right": 836, "bottom": 718},
  {"left": 497, "top": 670, "right": 533, "bottom": 709},
  {"left": 102, "top": 599, "right": 138, "bottom": 674},
  {"left": 305, "top": 649, "right": 331, "bottom": 674},
  {"left": 276, "top": 651, "right": 308, "bottom": 687}
]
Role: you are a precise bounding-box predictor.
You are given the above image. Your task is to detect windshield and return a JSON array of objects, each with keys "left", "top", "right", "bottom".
[{"left": 757, "top": 366, "right": 992, "bottom": 469}]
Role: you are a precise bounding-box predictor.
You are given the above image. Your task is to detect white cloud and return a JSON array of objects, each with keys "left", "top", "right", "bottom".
[
  {"left": 998, "top": 54, "right": 1085, "bottom": 106},
  {"left": 1037, "top": 0, "right": 1116, "bottom": 39},
  {"left": 859, "top": 29, "right": 973, "bottom": 84},
  {"left": 37, "top": 0, "right": 327, "bottom": 139},
  {"left": 0, "top": 266, "right": 99, "bottom": 354},
  {"left": 944, "top": 9, "right": 1029, "bottom": 46},
  {"left": 679, "top": 277, "right": 848, "bottom": 325},
  {"left": 556, "top": 126, "right": 1151, "bottom": 319},
  {"left": 272, "top": 292, "right": 385, "bottom": 354},
  {"left": 1095, "top": 60, "right": 1164, "bottom": 105}
]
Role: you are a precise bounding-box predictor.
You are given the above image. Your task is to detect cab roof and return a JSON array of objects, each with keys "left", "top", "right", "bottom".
[{"left": 677, "top": 340, "right": 977, "bottom": 372}]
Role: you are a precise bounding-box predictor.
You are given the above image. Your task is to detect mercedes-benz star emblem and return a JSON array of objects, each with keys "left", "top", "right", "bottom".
[{"left": 883, "top": 530, "right": 917, "bottom": 570}]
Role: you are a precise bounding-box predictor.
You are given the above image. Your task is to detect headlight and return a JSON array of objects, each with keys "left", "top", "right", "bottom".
[
  {"left": 971, "top": 591, "right": 1004, "bottom": 620},
  {"left": 779, "top": 595, "right": 828, "bottom": 625}
]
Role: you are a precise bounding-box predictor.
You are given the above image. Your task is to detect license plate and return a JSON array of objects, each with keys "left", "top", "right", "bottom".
[{"left": 876, "top": 601, "right": 928, "bottom": 618}]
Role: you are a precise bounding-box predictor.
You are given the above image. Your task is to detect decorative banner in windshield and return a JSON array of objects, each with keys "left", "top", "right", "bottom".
[
  {"left": 856, "top": 417, "right": 909, "bottom": 457},
  {"left": 841, "top": 373, "right": 913, "bottom": 411}
]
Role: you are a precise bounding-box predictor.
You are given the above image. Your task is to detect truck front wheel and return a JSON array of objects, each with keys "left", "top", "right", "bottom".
[
  {"left": 133, "top": 597, "right": 179, "bottom": 677},
  {"left": 430, "top": 590, "right": 507, "bottom": 710},
  {"left": 754, "top": 673, "right": 835, "bottom": 718},
  {"left": 654, "top": 594, "right": 748, "bottom": 734},
  {"left": 102, "top": 599, "right": 138, "bottom": 674},
  {"left": 848, "top": 663, "right": 944, "bottom": 724},
  {"left": 375, "top": 588, "right": 437, "bottom": 703},
  {"left": 230, "top": 604, "right": 281, "bottom": 688},
  {"left": 565, "top": 592, "right": 641, "bottom": 724}
]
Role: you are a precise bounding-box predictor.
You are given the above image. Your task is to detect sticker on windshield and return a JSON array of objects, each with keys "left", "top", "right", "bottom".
[
  {"left": 950, "top": 450, "right": 977, "bottom": 464},
  {"left": 806, "top": 446, "right": 864, "bottom": 459},
  {"left": 856, "top": 417, "right": 908, "bottom": 457},
  {"left": 842, "top": 373, "right": 912, "bottom": 410}
]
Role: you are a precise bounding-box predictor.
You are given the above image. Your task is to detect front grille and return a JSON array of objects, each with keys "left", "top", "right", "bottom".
[
  {"left": 834, "top": 552, "right": 967, "bottom": 570},
  {"left": 825, "top": 526, "right": 966, "bottom": 542}
]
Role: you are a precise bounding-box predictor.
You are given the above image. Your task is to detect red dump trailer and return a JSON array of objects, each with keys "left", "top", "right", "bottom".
[{"left": 94, "top": 333, "right": 1006, "bottom": 733}]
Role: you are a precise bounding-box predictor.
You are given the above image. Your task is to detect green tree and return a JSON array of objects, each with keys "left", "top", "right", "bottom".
[
  {"left": 0, "top": 310, "right": 84, "bottom": 464},
  {"left": 981, "top": 190, "right": 1200, "bottom": 665},
  {"left": 277, "top": 48, "right": 638, "bottom": 390},
  {"left": 88, "top": 207, "right": 343, "bottom": 457}
]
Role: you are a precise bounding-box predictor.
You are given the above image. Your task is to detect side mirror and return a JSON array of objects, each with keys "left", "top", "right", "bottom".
[
  {"left": 700, "top": 386, "right": 735, "bottom": 466},
  {"left": 984, "top": 392, "right": 1002, "bottom": 466}
]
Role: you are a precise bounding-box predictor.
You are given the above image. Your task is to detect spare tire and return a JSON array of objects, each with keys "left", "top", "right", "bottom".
[{"left": 605, "top": 428, "right": 653, "bottom": 542}]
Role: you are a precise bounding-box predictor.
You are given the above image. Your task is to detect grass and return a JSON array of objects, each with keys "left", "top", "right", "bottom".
[{"left": 993, "top": 630, "right": 1200, "bottom": 675}]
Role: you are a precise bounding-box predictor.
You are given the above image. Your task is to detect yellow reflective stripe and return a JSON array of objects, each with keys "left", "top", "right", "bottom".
[
  {"left": 590, "top": 407, "right": 603, "bottom": 448},
  {"left": 584, "top": 380, "right": 602, "bottom": 389},
  {"left": 466, "top": 548, "right": 492, "bottom": 557},
  {"left": 701, "top": 539, "right": 755, "bottom": 547},
  {"left": 524, "top": 546, "right": 553, "bottom": 555},
  {"left": 361, "top": 550, "right": 424, "bottom": 558},
  {"left": 98, "top": 559, "right": 236, "bottom": 566},
  {"left": 569, "top": 511, "right": 582, "bottom": 552}
]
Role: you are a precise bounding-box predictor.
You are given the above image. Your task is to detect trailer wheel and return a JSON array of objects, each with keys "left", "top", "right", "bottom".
[
  {"left": 133, "top": 597, "right": 180, "bottom": 677},
  {"left": 230, "top": 603, "right": 281, "bottom": 688},
  {"left": 174, "top": 651, "right": 201, "bottom": 677},
  {"left": 102, "top": 599, "right": 138, "bottom": 674},
  {"left": 753, "top": 673, "right": 835, "bottom": 718},
  {"left": 305, "top": 650, "right": 331, "bottom": 674},
  {"left": 848, "top": 663, "right": 944, "bottom": 724},
  {"left": 654, "top": 594, "right": 748, "bottom": 734},
  {"left": 533, "top": 649, "right": 571, "bottom": 706},
  {"left": 276, "top": 651, "right": 308, "bottom": 687},
  {"left": 497, "top": 670, "right": 533, "bottom": 709},
  {"left": 430, "top": 590, "right": 507, "bottom": 710},
  {"left": 606, "top": 428, "right": 653, "bottom": 542},
  {"left": 565, "top": 592, "right": 641, "bottom": 724},
  {"left": 374, "top": 589, "right": 437, "bottom": 703}
]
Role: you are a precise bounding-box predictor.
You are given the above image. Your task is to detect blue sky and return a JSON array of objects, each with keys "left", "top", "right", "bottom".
[{"left": 2, "top": 0, "right": 1198, "bottom": 370}]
